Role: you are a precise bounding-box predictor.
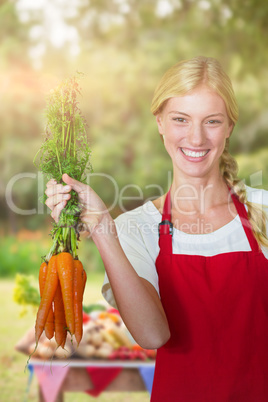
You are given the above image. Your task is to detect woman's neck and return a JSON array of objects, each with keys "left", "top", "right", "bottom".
[{"left": 170, "top": 171, "right": 229, "bottom": 215}]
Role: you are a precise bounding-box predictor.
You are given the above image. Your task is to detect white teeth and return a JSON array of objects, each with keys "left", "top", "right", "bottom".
[{"left": 181, "top": 148, "right": 208, "bottom": 158}]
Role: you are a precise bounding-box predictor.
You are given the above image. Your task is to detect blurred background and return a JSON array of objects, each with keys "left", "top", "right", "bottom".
[{"left": 1, "top": 0, "right": 268, "bottom": 400}]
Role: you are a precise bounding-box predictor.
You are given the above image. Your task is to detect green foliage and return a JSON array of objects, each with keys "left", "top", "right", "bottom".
[
  {"left": 79, "top": 237, "right": 105, "bottom": 273},
  {"left": 0, "top": 236, "right": 47, "bottom": 278},
  {"left": 35, "top": 73, "right": 91, "bottom": 183},
  {"left": 1, "top": 0, "right": 268, "bottom": 235},
  {"left": 13, "top": 274, "right": 40, "bottom": 315},
  {"left": 0, "top": 234, "right": 104, "bottom": 278},
  {"left": 0, "top": 1, "right": 29, "bottom": 67},
  {"left": 83, "top": 303, "right": 106, "bottom": 314},
  {"left": 34, "top": 76, "right": 88, "bottom": 182},
  {"left": 34, "top": 74, "right": 92, "bottom": 259},
  {"left": 237, "top": 149, "right": 268, "bottom": 189}
]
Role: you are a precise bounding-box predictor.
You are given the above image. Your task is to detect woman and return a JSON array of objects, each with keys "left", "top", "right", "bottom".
[{"left": 45, "top": 56, "right": 268, "bottom": 401}]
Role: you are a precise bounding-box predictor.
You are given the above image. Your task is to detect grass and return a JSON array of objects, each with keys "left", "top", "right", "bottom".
[
  {"left": 0, "top": 233, "right": 105, "bottom": 278},
  {"left": 0, "top": 276, "right": 150, "bottom": 402}
]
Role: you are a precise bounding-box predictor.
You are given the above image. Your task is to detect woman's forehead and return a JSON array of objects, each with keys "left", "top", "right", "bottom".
[{"left": 164, "top": 87, "right": 227, "bottom": 114}]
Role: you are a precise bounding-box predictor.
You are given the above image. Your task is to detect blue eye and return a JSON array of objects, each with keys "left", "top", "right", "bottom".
[
  {"left": 208, "top": 120, "right": 221, "bottom": 124},
  {"left": 173, "top": 117, "right": 186, "bottom": 122}
]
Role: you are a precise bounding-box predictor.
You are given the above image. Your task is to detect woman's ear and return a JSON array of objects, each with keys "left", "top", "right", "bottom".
[
  {"left": 226, "top": 121, "right": 234, "bottom": 139},
  {"left": 156, "top": 114, "right": 164, "bottom": 136}
]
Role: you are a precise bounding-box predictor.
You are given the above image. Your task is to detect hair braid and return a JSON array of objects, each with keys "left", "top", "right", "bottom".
[{"left": 220, "top": 140, "right": 268, "bottom": 249}]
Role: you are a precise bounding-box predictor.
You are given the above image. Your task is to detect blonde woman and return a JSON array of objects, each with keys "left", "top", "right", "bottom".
[{"left": 46, "top": 56, "right": 268, "bottom": 401}]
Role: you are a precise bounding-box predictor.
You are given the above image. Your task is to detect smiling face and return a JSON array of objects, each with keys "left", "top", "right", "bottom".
[{"left": 156, "top": 86, "right": 233, "bottom": 181}]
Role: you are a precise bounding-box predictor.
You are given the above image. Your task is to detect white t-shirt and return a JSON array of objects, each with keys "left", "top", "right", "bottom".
[{"left": 102, "top": 186, "right": 268, "bottom": 308}]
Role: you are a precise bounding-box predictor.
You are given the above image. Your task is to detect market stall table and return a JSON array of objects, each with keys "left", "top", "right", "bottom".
[{"left": 29, "top": 358, "right": 155, "bottom": 402}]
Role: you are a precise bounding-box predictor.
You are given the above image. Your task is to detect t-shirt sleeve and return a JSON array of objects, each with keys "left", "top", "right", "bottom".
[{"left": 101, "top": 214, "right": 160, "bottom": 308}]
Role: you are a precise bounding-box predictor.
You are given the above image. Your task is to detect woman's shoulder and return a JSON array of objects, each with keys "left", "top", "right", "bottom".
[{"left": 245, "top": 185, "right": 268, "bottom": 207}]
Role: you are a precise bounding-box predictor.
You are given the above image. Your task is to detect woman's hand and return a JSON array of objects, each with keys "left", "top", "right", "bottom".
[
  {"left": 45, "top": 173, "right": 111, "bottom": 236},
  {"left": 46, "top": 175, "right": 170, "bottom": 348}
]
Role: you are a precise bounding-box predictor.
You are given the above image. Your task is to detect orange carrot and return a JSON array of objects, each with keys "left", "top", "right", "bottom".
[
  {"left": 82, "top": 269, "right": 87, "bottom": 294},
  {"left": 54, "top": 282, "right": 67, "bottom": 347},
  {"left": 35, "top": 256, "right": 58, "bottom": 342},
  {"left": 57, "top": 252, "right": 75, "bottom": 335},
  {"left": 38, "top": 261, "right": 54, "bottom": 340},
  {"left": 44, "top": 308, "right": 55, "bottom": 340},
  {"left": 73, "top": 259, "right": 85, "bottom": 345}
]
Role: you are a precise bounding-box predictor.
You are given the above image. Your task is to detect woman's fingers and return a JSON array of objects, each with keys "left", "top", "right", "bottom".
[
  {"left": 45, "top": 180, "right": 72, "bottom": 217},
  {"left": 50, "top": 201, "right": 67, "bottom": 223},
  {"left": 62, "top": 174, "right": 86, "bottom": 193},
  {"left": 45, "top": 175, "right": 108, "bottom": 229},
  {"left": 45, "top": 192, "right": 71, "bottom": 210},
  {"left": 62, "top": 174, "right": 102, "bottom": 209},
  {"left": 45, "top": 183, "right": 71, "bottom": 197},
  {"left": 47, "top": 179, "right": 57, "bottom": 186}
]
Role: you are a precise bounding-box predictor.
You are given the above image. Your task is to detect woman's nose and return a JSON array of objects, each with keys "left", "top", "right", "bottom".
[{"left": 188, "top": 123, "right": 206, "bottom": 147}]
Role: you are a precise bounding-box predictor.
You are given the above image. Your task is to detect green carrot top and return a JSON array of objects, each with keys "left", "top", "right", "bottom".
[{"left": 34, "top": 73, "right": 92, "bottom": 260}]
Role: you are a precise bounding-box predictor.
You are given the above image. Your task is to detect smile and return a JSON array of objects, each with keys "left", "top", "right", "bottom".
[{"left": 180, "top": 148, "right": 209, "bottom": 158}]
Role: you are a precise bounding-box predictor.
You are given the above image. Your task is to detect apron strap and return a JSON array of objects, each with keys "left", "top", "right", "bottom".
[
  {"left": 161, "top": 189, "right": 172, "bottom": 222},
  {"left": 158, "top": 187, "right": 260, "bottom": 253},
  {"left": 229, "top": 189, "right": 260, "bottom": 252},
  {"left": 158, "top": 190, "right": 173, "bottom": 253}
]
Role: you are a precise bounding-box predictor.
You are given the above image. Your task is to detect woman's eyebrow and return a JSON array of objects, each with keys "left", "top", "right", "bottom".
[
  {"left": 206, "top": 113, "right": 225, "bottom": 118},
  {"left": 168, "top": 111, "right": 225, "bottom": 118},
  {"left": 168, "top": 111, "right": 190, "bottom": 116}
]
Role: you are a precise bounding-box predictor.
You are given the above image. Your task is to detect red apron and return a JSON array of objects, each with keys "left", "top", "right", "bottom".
[{"left": 151, "top": 190, "right": 268, "bottom": 401}]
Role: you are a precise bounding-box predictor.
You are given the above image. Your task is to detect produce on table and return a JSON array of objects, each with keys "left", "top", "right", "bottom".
[
  {"left": 24, "top": 306, "right": 156, "bottom": 361},
  {"left": 33, "top": 74, "right": 92, "bottom": 350},
  {"left": 14, "top": 280, "right": 156, "bottom": 361}
]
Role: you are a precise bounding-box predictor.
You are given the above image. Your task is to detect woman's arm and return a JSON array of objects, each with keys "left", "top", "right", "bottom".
[
  {"left": 45, "top": 174, "right": 170, "bottom": 349},
  {"left": 92, "top": 214, "right": 170, "bottom": 349}
]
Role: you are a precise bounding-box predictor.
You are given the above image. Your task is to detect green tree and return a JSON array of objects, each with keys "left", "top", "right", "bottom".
[{"left": 1, "top": 0, "right": 268, "bottom": 231}]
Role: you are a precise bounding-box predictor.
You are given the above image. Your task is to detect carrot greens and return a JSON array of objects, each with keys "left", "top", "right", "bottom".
[
  {"left": 32, "top": 74, "right": 90, "bottom": 348},
  {"left": 34, "top": 73, "right": 92, "bottom": 260}
]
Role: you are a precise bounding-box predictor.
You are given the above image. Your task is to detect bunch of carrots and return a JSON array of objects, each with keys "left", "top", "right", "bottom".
[
  {"left": 36, "top": 254, "right": 87, "bottom": 347},
  {"left": 33, "top": 74, "right": 92, "bottom": 351}
]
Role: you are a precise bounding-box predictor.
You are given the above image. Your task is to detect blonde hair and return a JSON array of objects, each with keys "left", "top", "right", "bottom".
[{"left": 151, "top": 56, "right": 268, "bottom": 248}]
